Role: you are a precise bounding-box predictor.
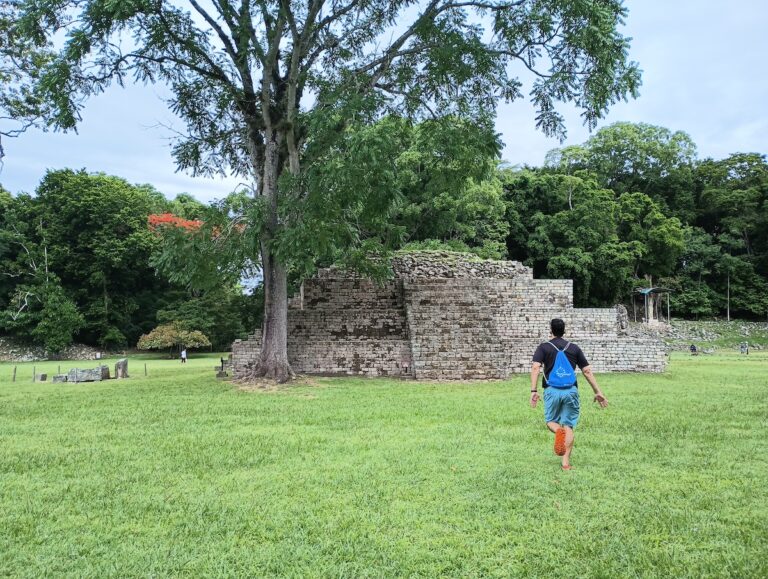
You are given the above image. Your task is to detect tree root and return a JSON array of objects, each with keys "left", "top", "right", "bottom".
[{"left": 236, "top": 360, "right": 296, "bottom": 384}]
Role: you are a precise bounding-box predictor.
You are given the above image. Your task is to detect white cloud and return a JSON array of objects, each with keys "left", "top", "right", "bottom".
[{"left": 1, "top": 0, "right": 766, "bottom": 200}]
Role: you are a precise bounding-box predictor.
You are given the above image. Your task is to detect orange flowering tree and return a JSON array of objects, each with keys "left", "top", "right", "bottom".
[
  {"left": 147, "top": 194, "right": 262, "bottom": 294},
  {"left": 148, "top": 213, "right": 203, "bottom": 232}
]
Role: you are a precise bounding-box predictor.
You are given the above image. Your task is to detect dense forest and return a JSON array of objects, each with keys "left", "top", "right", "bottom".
[
  {"left": 0, "top": 171, "right": 260, "bottom": 352},
  {"left": 1, "top": 122, "right": 766, "bottom": 353}
]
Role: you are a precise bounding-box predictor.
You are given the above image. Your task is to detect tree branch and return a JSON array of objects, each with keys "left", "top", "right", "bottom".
[
  {"left": 9, "top": 290, "right": 34, "bottom": 321},
  {"left": 188, "top": 0, "right": 240, "bottom": 65},
  {"left": 367, "top": 0, "right": 442, "bottom": 88},
  {"left": 261, "top": 9, "right": 286, "bottom": 130},
  {"left": 154, "top": 8, "right": 235, "bottom": 86},
  {"left": 444, "top": 0, "right": 526, "bottom": 11},
  {"left": 239, "top": 0, "right": 267, "bottom": 66},
  {"left": 316, "top": 0, "right": 359, "bottom": 29}
]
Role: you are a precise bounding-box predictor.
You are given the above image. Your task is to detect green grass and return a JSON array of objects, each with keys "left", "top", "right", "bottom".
[{"left": 1, "top": 353, "right": 767, "bottom": 577}]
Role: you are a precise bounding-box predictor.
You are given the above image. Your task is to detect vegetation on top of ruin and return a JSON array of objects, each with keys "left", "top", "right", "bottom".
[{"left": 394, "top": 248, "right": 487, "bottom": 263}]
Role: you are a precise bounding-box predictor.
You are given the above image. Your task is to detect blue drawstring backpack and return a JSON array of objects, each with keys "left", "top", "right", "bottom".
[{"left": 546, "top": 341, "right": 576, "bottom": 388}]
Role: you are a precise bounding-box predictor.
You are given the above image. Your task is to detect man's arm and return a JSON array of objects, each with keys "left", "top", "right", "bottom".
[
  {"left": 530, "top": 362, "right": 542, "bottom": 408},
  {"left": 581, "top": 365, "right": 608, "bottom": 408}
]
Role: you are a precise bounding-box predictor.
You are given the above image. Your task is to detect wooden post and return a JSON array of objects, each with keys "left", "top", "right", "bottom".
[
  {"left": 144, "top": 363, "right": 147, "bottom": 376},
  {"left": 12, "top": 366, "right": 17, "bottom": 382},
  {"left": 643, "top": 293, "right": 648, "bottom": 324},
  {"left": 632, "top": 295, "right": 637, "bottom": 322},
  {"left": 33, "top": 365, "right": 36, "bottom": 382},
  {"left": 58, "top": 365, "right": 61, "bottom": 374}
]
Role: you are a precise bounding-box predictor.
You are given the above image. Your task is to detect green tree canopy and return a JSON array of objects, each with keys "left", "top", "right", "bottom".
[
  {"left": 0, "top": 2, "right": 55, "bottom": 160},
  {"left": 395, "top": 117, "right": 508, "bottom": 259},
  {"left": 26, "top": 170, "right": 171, "bottom": 347},
  {"left": 502, "top": 167, "right": 683, "bottom": 306},
  {"left": 137, "top": 322, "right": 211, "bottom": 354},
  {"left": 546, "top": 122, "right": 698, "bottom": 221}
]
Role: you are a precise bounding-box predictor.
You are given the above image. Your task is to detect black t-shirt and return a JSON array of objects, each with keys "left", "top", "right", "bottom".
[{"left": 532, "top": 337, "right": 589, "bottom": 388}]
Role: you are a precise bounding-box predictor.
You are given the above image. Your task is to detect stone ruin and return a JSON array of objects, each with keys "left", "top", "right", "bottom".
[
  {"left": 51, "top": 358, "right": 129, "bottom": 383},
  {"left": 232, "top": 252, "right": 668, "bottom": 380}
]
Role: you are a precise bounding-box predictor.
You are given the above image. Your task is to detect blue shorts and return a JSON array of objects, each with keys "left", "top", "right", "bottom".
[{"left": 544, "top": 386, "right": 580, "bottom": 428}]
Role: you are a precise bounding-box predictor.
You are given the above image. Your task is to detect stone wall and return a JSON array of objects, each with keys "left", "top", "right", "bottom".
[
  {"left": 402, "top": 278, "right": 664, "bottom": 379},
  {"left": 233, "top": 278, "right": 412, "bottom": 377},
  {"left": 0, "top": 337, "right": 102, "bottom": 362},
  {"left": 233, "top": 252, "right": 667, "bottom": 379}
]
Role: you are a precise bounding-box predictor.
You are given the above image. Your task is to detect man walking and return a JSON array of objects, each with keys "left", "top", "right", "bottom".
[{"left": 530, "top": 318, "right": 608, "bottom": 470}]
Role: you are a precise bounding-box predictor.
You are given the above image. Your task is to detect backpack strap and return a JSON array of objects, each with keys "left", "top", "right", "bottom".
[{"left": 547, "top": 340, "right": 571, "bottom": 353}]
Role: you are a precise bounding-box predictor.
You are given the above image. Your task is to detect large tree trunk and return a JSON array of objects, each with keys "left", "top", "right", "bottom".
[
  {"left": 251, "top": 128, "right": 295, "bottom": 382},
  {"left": 258, "top": 248, "right": 293, "bottom": 381}
]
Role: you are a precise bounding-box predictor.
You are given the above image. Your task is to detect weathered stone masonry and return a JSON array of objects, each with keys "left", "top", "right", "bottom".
[{"left": 233, "top": 252, "right": 667, "bottom": 379}]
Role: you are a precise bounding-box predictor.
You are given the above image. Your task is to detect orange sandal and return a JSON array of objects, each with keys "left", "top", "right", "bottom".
[{"left": 554, "top": 427, "right": 566, "bottom": 456}]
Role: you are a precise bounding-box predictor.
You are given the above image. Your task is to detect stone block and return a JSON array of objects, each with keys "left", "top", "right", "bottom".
[
  {"left": 67, "top": 367, "right": 103, "bottom": 383},
  {"left": 115, "top": 358, "right": 129, "bottom": 379}
]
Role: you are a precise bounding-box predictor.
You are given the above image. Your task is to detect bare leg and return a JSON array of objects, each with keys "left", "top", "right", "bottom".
[
  {"left": 562, "top": 426, "right": 575, "bottom": 468},
  {"left": 546, "top": 421, "right": 560, "bottom": 434}
]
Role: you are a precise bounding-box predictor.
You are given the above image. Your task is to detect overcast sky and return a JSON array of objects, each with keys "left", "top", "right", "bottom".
[{"left": 1, "top": 0, "right": 766, "bottom": 202}]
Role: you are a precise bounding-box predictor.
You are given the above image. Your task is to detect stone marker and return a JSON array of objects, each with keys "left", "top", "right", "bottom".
[
  {"left": 115, "top": 358, "right": 129, "bottom": 379},
  {"left": 52, "top": 374, "right": 68, "bottom": 383},
  {"left": 35, "top": 373, "right": 47, "bottom": 382}
]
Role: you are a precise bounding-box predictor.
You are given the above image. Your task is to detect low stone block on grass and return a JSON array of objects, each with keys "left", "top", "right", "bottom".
[{"left": 63, "top": 365, "right": 113, "bottom": 383}]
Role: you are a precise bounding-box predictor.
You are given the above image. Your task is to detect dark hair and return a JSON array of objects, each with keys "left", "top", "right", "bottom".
[{"left": 550, "top": 318, "right": 565, "bottom": 337}]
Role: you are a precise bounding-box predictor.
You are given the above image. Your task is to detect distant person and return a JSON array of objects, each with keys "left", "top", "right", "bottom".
[
  {"left": 530, "top": 318, "right": 608, "bottom": 470},
  {"left": 690, "top": 344, "right": 698, "bottom": 356},
  {"left": 181, "top": 348, "right": 187, "bottom": 364}
]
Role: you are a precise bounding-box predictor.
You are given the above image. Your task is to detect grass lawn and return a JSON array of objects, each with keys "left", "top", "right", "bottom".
[{"left": 1, "top": 352, "right": 767, "bottom": 577}]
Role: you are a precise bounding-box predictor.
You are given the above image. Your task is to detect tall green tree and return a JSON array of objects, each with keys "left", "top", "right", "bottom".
[
  {"left": 693, "top": 153, "right": 768, "bottom": 318},
  {"left": 696, "top": 153, "right": 768, "bottom": 262},
  {"left": 615, "top": 192, "right": 684, "bottom": 278},
  {"left": 14, "top": 0, "right": 640, "bottom": 380},
  {"left": 0, "top": 186, "right": 14, "bottom": 310},
  {"left": 546, "top": 122, "right": 698, "bottom": 222},
  {"left": 392, "top": 117, "right": 508, "bottom": 258},
  {"left": 20, "top": 170, "right": 172, "bottom": 347},
  {"left": 502, "top": 167, "right": 680, "bottom": 306},
  {"left": 0, "top": 200, "right": 86, "bottom": 353}
]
